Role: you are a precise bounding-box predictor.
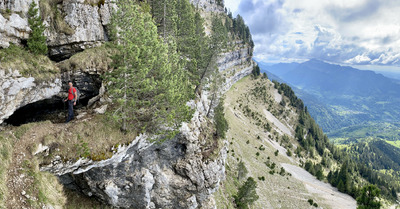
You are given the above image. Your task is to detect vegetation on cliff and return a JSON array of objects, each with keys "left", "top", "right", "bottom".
[
  {"left": 0, "top": 44, "right": 58, "bottom": 81},
  {"left": 27, "top": 1, "right": 48, "bottom": 55},
  {"left": 105, "top": 0, "right": 192, "bottom": 136}
]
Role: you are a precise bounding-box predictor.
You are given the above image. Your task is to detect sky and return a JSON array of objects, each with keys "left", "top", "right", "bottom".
[{"left": 224, "top": 0, "right": 400, "bottom": 69}]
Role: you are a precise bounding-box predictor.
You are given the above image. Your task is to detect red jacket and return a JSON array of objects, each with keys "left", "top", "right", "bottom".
[{"left": 68, "top": 87, "right": 77, "bottom": 101}]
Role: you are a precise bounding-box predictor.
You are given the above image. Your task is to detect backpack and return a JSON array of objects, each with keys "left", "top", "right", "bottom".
[{"left": 70, "top": 87, "right": 80, "bottom": 103}]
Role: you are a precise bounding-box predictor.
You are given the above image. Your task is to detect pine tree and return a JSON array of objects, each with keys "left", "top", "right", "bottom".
[
  {"left": 27, "top": 1, "right": 48, "bottom": 55},
  {"left": 106, "top": 0, "right": 191, "bottom": 138},
  {"left": 149, "top": 0, "right": 178, "bottom": 41},
  {"left": 234, "top": 177, "right": 259, "bottom": 209},
  {"left": 192, "top": 11, "right": 211, "bottom": 87},
  {"left": 214, "top": 99, "right": 228, "bottom": 138}
]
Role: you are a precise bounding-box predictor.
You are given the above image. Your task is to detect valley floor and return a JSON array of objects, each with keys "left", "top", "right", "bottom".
[{"left": 214, "top": 76, "right": 357, "bottom": 209}]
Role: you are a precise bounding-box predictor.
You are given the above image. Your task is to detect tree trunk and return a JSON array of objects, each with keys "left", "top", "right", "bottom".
[
  {"left": 122, "top": 53, "right": 127, "bottom": 132},
  {"left": 163, "top": 0, "right": 166, "bottom": 42}
]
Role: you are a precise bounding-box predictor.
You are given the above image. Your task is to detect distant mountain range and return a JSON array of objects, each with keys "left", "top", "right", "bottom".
[{"left": 258, "top": 59, "right": 400, "bottom": 135}]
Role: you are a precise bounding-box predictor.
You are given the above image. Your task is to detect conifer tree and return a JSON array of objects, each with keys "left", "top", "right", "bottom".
[
  {"left": 27, "top": 1, "right": 48, "bottom": 55},
  {"left": 149, "top": 0, "right": 178, "bottom": 41},
  {"left": 193, "top": 11, "right": 213, "bottom": 92},
  {"left": 106, "top": 0, "right": 191, "bottom": 138},
  {"left": 234, "top": 177, "right": 259, "bottom": 209}
]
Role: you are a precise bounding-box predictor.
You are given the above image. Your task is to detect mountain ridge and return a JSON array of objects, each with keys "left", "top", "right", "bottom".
[{"left": 259, "top": 59, "right": 400, "bottom": 133}]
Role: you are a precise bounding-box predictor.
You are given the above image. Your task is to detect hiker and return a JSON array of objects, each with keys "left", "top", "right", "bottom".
[{"left": 64, "top": 81, "right": 77, "bottom": 123}]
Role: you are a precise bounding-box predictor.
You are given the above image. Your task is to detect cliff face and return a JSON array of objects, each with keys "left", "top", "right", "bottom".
[
  {"left": 0, "top": 0, "right": 113, "bottom": 60},
  {"left": 189, "top": 0, "right": 224, "bottom": 13},
  {"left": 218, "top": 45, "right": 253, "bottom": 93},
  {"left": 0, "top": 0, "right": 253, "bottom": 208},
  {"left": 44, "top": 0, "right": 114, "bottom": 61},
  {"left": 37, "top": 45, "right": 253, "bottom": 208},
  {"left": 42, "top": 98, "right": 227, "bottom": 208}
]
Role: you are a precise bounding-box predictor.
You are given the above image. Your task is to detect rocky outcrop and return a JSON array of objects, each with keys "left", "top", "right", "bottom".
[
  {"left": 189, "top": 0, "right": 224, "bottom": 13},
  {"left": 0, "top": 0, "right": 37, "bottom": 48},
  {"left": 39, "top": 43, "right": 253, "bottom": 208},
  {"left": 218, "top": 45, "right": 254, "bottom": 92},
  {"left": 45, "top": 0, "right": 115, "bottom": 61},
  {"left": 41, "top": 88, "right": 227, "bottom": 208},
  {"left": 0, "top": 69, "right": 61, "bottom": 124},
  {"left": 0, "top": 46, "right": 107, "bottom": 124},
  {"left": 0, "top": 0, "right": 114, "bottom": 60},
  {"left": 0, "top": 12, "right": 31, "bottom": 48}
]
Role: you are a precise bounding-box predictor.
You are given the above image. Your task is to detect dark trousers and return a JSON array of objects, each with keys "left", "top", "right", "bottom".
[{"left": 67, "top": 100, "right": 74, "bottom": 122}]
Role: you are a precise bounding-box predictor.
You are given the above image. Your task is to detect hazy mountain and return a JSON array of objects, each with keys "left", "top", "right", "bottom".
[{"left": 259, "top": 59, "right": 400, "bottom": 133}]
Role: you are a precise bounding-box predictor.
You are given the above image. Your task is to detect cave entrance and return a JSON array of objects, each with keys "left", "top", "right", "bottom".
[
  {"left": 4, "top": 97, "right": 83, "bottom": 126},
  {"left": 5, "top": 97, "right": 66, "bottom": 125},
  {"left": 4, "top": 73, "right": 102, "bottom": 126},
  {"left": 4, "top": 94, "right": 100, "bottom": 126}
]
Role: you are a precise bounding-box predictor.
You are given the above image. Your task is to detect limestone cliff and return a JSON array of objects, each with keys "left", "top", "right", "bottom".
[
  {"left": 189, "top": 0, "right": 224, "bottom": 13},
  {"left": 0, "top": 0, "right": 113, "bottom": 60}
]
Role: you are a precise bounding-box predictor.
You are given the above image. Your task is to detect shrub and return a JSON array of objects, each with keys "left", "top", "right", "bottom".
[
  {"left": 308, "top": 199, "right": 314, "bottom": 205},
  {"left": 286, "top": 149, "right": 292, "bottom": 156},
  {"left": 279, "top": 167, "right": 286, "bottom": 176}
]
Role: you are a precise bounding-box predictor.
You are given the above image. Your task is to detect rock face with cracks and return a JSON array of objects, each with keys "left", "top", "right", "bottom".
[
  {"left": 0, "top": 69, "right": 61, "bottom": 124},
  {"left": 0, "top": 0, "right": 114, "bottom": 60}
]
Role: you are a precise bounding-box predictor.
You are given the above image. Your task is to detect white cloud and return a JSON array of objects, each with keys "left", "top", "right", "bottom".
[
  {"left": 226, "top": 0, "right": 400, "bottom": 66},
  {"left": 345, "top": 54, "right": 371, "bottom": 64}
]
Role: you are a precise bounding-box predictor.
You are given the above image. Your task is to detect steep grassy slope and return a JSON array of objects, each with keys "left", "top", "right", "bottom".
[{"left": 214, "top": 76, "right": 357, "bottom": 209}]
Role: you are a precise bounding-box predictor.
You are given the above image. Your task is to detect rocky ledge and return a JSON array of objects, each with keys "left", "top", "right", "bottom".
[{"left": 41, "top": 88, "right": 227, "bottom": 208}]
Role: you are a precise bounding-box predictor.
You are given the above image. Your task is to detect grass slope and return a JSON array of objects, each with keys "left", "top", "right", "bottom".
[{"left": 214, "top": 76, "right": 356, "bottom": 209}]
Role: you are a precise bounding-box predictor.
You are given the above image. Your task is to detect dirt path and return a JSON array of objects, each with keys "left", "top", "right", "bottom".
[{"left": 282, "top": 163, "right": 357, "bottom": 209}]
